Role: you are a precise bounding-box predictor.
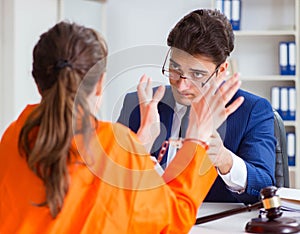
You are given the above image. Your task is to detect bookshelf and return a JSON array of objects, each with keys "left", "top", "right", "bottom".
[{"left": 211, "top": 0, "right": 300, "bottom": 188}]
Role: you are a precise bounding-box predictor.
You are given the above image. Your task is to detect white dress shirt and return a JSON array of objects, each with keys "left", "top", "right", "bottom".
[
  {"left": 166, "top": 103, "right": 187, "bottom": 167},
  {"left": 219, "top": 152, "right": 247, "bottom": 192}
]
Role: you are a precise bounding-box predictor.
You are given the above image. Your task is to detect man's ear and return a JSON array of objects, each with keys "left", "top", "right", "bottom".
[
  {"left": 95, "top": 72, "right": 106, "bottom": 96},
  {"left": 215, "top": 61, "right": 229, "bottom": 79},
  {"left": 218, "top": 61, "right": 229, "bottom": 74}
]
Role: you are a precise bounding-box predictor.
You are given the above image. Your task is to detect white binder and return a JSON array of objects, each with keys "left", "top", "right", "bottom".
[
  {"left": 287, "top": 132, "right": 296, "bottom": 166},
  {"left": 289, "top": 87, "right": 296, "bottom": 120},
  {"left": 288, "top": 42, "right": 296, "bottom": 75},
  {"left": 231, "top": 0, "right": 241, "bottom": 30},
  {"left": 223, "top": 0, "right": 231, "bottom": 21},
  {"left": 271, "top": 86, "right": 280, "bottom": 111},
  {"left": 279, "top": 42, "right": 288, "bottom": 75},
  {"left": 280, "top": 87, "right": 288, "bottom": 119}
]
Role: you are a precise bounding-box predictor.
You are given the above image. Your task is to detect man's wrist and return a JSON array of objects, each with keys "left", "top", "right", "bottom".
[
  {"left": 216, "top": 148, "right": 233, "bottom": 174},
  {"left": 219, "top": 152, "right": 247, "bottom": 190}
]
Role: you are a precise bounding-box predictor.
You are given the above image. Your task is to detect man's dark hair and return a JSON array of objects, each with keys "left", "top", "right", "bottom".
[{"left": 167, "top": 9, "right": 234, "bottom": 65}]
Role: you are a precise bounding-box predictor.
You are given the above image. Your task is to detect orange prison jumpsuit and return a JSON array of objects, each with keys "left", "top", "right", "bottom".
[{"left": 0, "top": 104, "right": 217, "bottom": 234}]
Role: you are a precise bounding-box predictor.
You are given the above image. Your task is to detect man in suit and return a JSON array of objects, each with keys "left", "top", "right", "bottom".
[{"left": 118, "top": 9, "right": 276, "bottom": 204}]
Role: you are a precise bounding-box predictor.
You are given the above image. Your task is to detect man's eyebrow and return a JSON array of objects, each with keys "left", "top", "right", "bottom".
[
  {"left": 170, "top": 58, "right": 181, "bottom": 67},
  {"left": 170, "top": 58, "right": 209, "bottom": 74},
  {"left": 189, "top": 68, "right": 208, "bottom": 74}
]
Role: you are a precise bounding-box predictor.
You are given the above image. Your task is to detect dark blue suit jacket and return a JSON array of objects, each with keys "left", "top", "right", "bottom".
[{"left": 117, "top": 86, "right": 276, "bottom": 204}]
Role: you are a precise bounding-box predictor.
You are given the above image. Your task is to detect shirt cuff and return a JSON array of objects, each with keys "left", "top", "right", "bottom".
[
  {"left": 218, "top": 152, "right": 247, "bottom": 193},
  {"left": 150, "top": 156, "right": 164, "bottom": 176}
]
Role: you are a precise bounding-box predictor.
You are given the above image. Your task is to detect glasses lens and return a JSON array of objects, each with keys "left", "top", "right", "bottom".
[
  {"left": 162, "top": 48, "right": 217, "bottom": 84},
  {"left": 162, "top": 52, "right": 182, "bottom": 80},
  {"left": 163, "top": 68, "right": 181, "bottom": 80}
]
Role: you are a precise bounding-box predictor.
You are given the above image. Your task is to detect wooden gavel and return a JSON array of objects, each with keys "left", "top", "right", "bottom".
[{"left": 195, "top": 186, "right": 282, "bottom": 225}]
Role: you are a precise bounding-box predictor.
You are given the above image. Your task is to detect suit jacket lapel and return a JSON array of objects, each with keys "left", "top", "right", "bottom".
[{"left": 180, "top": 106, "right": 190, "bottom": 138}]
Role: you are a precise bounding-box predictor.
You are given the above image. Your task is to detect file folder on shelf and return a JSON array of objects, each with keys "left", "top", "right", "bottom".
[
  {"left": 288, "top": 87, "right": 296, "bottom": 121},
  {"left": 280, "top": 87, "right": 289, "bottom": 120},
  {"left": 271, "top": 87, "right": 280, "bottom": 115},
  {"left": 271, "top": 86, "right": 296, "bottom": 121},
  {"left": 223, "top": 0, "right": 231, "bottom": 22},
  {"left": 288, "top": 42, "right": 296, "bottom": 75},
  {"left": 215, "top": 0, "right": 241, "bottom": 31},
  {"left": 279, "top": 42, "right": 289, "bottom": 75},
  {"left": 215, "top": 0, "right": 223, "bottom": 11},
  {"left": 287, "top": 132, "right": 296, "bottom": 166},
  {"left": 231, "top": 0, "right": 241, "bottom": 30}
]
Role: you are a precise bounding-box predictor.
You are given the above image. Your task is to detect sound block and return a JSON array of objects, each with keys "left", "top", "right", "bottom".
[{"left": 245, "top": 217, "right": 300, "bottom": 233}]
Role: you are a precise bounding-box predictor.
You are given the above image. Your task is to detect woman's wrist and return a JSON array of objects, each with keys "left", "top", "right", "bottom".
[{"left": 184, "top": 138, "right": 209, "bottom": 150}]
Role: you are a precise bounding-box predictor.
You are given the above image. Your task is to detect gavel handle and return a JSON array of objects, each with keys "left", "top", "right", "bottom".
[{"left": 195, "top": 201, "right": 263, "bottom": 225}]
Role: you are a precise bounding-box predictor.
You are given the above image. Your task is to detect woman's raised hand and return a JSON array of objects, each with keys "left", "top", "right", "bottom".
[{"left": 136, "top": 75, "right": 165, "bottom": 152}]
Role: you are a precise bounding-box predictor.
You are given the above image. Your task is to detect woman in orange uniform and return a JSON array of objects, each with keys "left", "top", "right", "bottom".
[{"left": 0, "top": 22, "right": 243, "bottom": 233}]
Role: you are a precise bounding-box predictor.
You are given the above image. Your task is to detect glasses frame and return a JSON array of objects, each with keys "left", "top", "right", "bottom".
[{"left": 162, "top": 48, "right": 221, "bottom": 87}]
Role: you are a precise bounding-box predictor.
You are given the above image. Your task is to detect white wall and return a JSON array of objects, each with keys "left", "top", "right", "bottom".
[
  {"left": 61, "top": 0, "right": 104, "bottom": 34},
  {"left": 0, "top": 0, "right": 212, "bottom": 136},
  {"left": 0, "top": 0, "right": 58, "bottom": 136},
  {"left": 0, "top": 0, "right": 14, "bottom": 138},
  {"left": 106, "top": 0, "right": 211, "bottom": 53},
  {"left": 14, "top": 0, "right": 58, "bottom": 112}
]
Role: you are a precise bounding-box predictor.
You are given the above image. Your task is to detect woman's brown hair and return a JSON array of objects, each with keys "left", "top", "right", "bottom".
[{"left": 18, "top": 22, "right": 107, "bottom": 218}]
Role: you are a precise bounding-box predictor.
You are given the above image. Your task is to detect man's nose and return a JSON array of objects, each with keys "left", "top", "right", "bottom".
[{"left": 176, "top": 77, "right": 191, "bottom": 91}]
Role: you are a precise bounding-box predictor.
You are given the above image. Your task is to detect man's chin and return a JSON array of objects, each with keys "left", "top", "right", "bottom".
[{"left": 176, "top": 97, "right": 192, "bottom": 106}]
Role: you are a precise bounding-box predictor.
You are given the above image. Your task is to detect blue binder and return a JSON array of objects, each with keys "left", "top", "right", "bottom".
[
  {"left": 272, "top": 86, "right": 296, "bottom": 121},
  {"left": 223, "top": 0, "right": 231, "bottom": 22},
  {"left": 215, "top": 0, "right": 223, "bottom": 12},
  {"left": 271, "top": 86, "right": 280, "bottom": 116},
  {"left": 215, "top": 0, "right": 241, "bottom": 30},
  {"left": 288, "top": 87, "right": 296, "bottom": 121},
  {"left": 280, "top": 87, "right": 289, "bottom": 120},
  {"left": 288, "top": 42, "right": 296, "bottom": 75},
  {"left": 279, "top": 42, "right": 289, "bottom": 75},
  {"left": 231, "top": 0, "right": 241, "bottom": 30},
  {"left": 286, "top": 132, "right": 296, "bottom": 166}
]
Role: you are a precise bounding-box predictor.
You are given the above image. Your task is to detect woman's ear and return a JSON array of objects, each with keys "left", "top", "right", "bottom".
[{"left": 95, "top": 72, "right": 106, "bottom": 96}]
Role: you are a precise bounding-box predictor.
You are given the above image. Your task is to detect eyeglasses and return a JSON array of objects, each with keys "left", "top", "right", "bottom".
[{"left": 162, "top": 49, "right": 220, "bottom": 87}]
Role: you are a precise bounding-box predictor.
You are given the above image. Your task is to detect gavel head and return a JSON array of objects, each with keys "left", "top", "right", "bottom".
[{"left": 260, "top": 186, "right": 283, "bottom": 220}]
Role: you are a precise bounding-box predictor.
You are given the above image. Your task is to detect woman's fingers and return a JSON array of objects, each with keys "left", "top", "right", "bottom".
[
  {"left": 138, "top": 75, "right": 165, "bottom": 105},
  {"left": 152, "top": 85, "right": 165, "bottom": 104},
  {"left": 145, "top": 76, "right": 152, "bottom": 97},
  {"left": 137, "top": 74, "right": 152, "bottom": 104},
  {"left": 136, "top": 75, "right": 163, "bottom": 151},
  {"left": 137, "top": 74, "right": 147, "bottom": 98}
]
